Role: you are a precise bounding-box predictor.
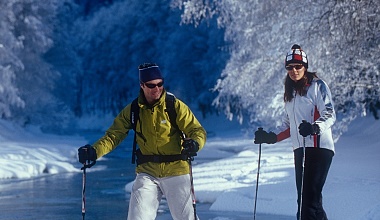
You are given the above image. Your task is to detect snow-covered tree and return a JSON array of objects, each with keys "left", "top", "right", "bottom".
[
  {"left": 0, "top": 0, "right": 80, "bottom": 132},
  {"left": 3, "top": 0, "right": 377, "bottom": 138},
  {"left": 0, "top": 64, "right": 24, "bottom": 118},
  {"left": 0, "top": 1, "right": 26, "bottom": 118},
  {"left": 69, "top": 0, "right": 227, "bottom": 117},
  {"left": 172, "top": 0, "right": 380, "bottom": 139},
  {"left": 1, "top": 0, "right": 228, "bottom": 132}
]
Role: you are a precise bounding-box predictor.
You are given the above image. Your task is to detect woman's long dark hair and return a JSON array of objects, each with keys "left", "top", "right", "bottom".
[{"left": 284, "top": 71, "right": 318, "bottom": 102}]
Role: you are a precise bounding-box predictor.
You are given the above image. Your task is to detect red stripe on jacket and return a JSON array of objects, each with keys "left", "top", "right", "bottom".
[{"left": 277, "top": 128, "right": 290, "bottom": 142}]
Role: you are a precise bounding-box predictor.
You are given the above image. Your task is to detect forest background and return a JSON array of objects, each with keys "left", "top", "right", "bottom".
[{"left": 1, "top": 0, "right": 379, "bottom": 139}]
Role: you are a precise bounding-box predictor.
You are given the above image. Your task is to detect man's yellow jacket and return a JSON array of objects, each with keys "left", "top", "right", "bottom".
[{"left": 93, "top": 90, "right": 207, "bottom": 178}]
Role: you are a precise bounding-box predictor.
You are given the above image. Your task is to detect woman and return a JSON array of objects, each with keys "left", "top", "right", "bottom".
[{"left": 254, "top": 44, "right": 336, "bottom": 220}]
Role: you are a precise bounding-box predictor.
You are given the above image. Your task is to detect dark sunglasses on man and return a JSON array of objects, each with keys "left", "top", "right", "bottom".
[{"left": 144, "top": 81, "right": 164, "bottom": 89}]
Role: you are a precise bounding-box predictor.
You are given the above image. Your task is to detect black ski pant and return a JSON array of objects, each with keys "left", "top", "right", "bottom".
[{"left": 294, "top": 147, "right": 334, "bottom": 220}]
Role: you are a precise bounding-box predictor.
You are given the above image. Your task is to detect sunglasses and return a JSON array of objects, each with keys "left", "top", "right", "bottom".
[
  {"left": 144, "top": 81, "right": 164, "bottom": 89},
  {"left": 285, "top": 65, "right": 303, "bottom": 71}
]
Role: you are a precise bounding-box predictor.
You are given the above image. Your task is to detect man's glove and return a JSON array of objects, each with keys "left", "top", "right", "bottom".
[
  {"left": 78, "top": 144, "right": 97, "bottom": 164},
  {"left": 254, "top": 128, "right": 277, "bottom": 144},
  {"left": 182, "top": 139, "right": 199, "bottom": 157},
  {"left": 298, "top": 120, "right": 320, "bottom": 137}
]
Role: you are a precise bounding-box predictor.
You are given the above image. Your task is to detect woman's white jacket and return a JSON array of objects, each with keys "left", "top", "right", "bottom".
[{"left": 276, "top": 78, "right": 336, "bottom": 153}]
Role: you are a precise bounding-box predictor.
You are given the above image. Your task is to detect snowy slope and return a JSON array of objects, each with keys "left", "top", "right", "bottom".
[
  {"left": 0, "top": 121, "right": 86, "bottom": 179},
  {"left": 0, "top": 116, "right": 379, "bottom": 219}
]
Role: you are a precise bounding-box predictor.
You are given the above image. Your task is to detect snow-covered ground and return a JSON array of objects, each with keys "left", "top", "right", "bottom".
[
  {"left": 0, "top": 122, "right": 85, "bottom": 179},
  {"left": 0, "top": 116, "right": 379, "bottom": 219}
]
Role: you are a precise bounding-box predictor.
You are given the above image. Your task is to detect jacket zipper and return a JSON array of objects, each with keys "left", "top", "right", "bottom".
[{"left": 293, "top": 93, "right": 302, "bottom": 147}]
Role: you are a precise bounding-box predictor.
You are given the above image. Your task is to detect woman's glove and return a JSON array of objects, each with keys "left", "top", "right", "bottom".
[
  {"left": 298, "top": 120, "right": 320, "bottom": 137},
  {"left": 254, "top": 128, "right": 277, "bottom": 144}
]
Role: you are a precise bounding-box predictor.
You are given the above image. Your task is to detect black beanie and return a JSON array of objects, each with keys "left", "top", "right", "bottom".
[
  {"left": 285, "top": 44, "right": 308, "bottom": 69},
  {"left": 138, "top": 64, "right": 163, "bottom": 83}
]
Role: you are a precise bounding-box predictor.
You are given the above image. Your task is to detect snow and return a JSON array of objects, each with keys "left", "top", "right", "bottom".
[
  {"left": 0, "top": 116, "right": 379, "bottom": 219},
  {"left": 0, "top": 121, "right": 85, "bottom": 179}
]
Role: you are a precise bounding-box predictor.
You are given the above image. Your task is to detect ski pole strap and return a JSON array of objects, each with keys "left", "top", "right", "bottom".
[
  {"left": 135, "top": 149, "right": 188, "bottom": 165},
  {"left": 81, "top": 160, "right": 96, "bottom": 170},
  {"left": 132, "top": 132, "right": 137, "bottom": 164}
]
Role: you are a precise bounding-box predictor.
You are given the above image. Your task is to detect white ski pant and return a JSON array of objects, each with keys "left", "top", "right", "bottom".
[{"left": 127, "top": 173, "right": 197, "bottom": 220}]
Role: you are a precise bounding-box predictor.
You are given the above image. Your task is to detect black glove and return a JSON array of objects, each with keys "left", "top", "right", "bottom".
[
  {"left": 298, "top": 120, "right": 320, "bottom": 137},
  {"left": 254, "top": 128, "right": 277, "bottom": 144},
  {"left": 78, "top": 144, "right": 97, "bottom": 164},
  {"left": 182, "top": 139, "right": 199, "bottom": 157}
]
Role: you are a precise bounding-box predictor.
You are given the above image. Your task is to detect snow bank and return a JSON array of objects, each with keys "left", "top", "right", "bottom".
[
  {"left": 187, "top": 116, "right": 380, "bottom": 219},
  {"left": 0, "top": 120, "right": 86, "bottom": 179},
  {"left": 127, "top": 116, "right": 380, "bottom": 219},
  {"left": 1, "top": 115, "right": 379, "bottom": 220}
]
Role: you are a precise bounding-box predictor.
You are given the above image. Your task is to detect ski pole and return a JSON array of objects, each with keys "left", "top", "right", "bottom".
[
  {"left": 180, "top": 132, "right": 197, "bottom": 220},
  {"left": 81, "top": 156, "right": 96, "bottom": 220},
  {"left": 81, "top": 162, "right": 87, "bottom": 220},
  {"left": 298, "top": 120, "right": 307, "bottom": 220},
  {"left": 188, "top": 156, "right": 197, "bottom": 220},
  {"left": 298, "top": 136, "right": 306, "bottom": 220},
  {"left": 253, "top": 141, "right": 262, "bottom": 220}
]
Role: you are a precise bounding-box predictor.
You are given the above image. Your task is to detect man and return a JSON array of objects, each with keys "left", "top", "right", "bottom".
[{"left": 78, "top": 63, "right": 206, "bottom": 220}]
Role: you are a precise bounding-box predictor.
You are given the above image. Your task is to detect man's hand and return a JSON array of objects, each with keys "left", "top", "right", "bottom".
[
  {"left": 78, "top": 144, "right": 97, "bottom": 164},
  {"left": 182, "top": 139, "right": 199, "bottom": 157}
]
